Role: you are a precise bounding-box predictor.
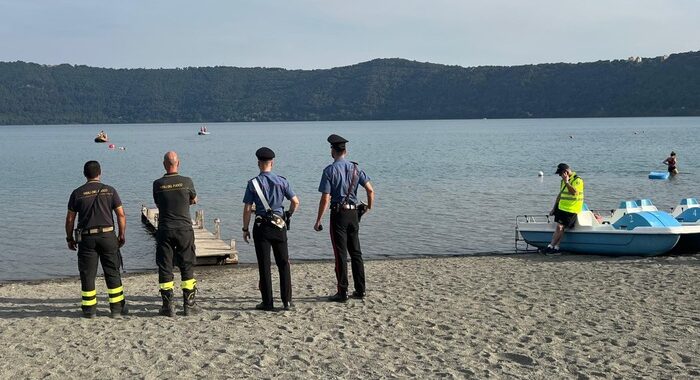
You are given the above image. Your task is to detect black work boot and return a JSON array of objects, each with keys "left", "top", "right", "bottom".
[
  {"left": 351, "top": 291, "right": 366, "bottom": 299},
  {"left": 159, "top": 289, "right": 176, "bottom": 317},
  {"left": 109, "top": 299, "right": 129, "bottom": 318},
  {"left": 183, "top": 288, "right": 201, "bottom": 316},
  {"left": 328, "top": 292, "right": 348, "bottom": 303},
  {"left": 255, "top": 302, "right": 274, "bottom": 311},
  {"left": 81, "top": 305, "right": 97, "bottom": 319}
]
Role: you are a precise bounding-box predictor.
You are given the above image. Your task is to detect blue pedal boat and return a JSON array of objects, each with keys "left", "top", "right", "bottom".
[
  {"left": 515, "top": 201, "right": 700, "bottom": 256},
  {"left": 670, "top": 198, "right": 700, "bottom": 253}
]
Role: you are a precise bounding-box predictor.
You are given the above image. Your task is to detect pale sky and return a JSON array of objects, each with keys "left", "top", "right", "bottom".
[{"left": 0, "top": 0, "right": 698, "bottom": 69}]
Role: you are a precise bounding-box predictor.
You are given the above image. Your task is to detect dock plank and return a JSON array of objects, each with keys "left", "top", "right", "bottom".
[{"left": 141, "top": 206, "right": 238, "bottom": 264}]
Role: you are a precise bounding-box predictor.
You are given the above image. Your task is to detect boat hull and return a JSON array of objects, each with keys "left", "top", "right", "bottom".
[
  {"left": 671, "top": 233, "right": 700, "bottom": 254},
  {"left": 671, "top": 222, "right": 700, "bottom": 254},
  {"left": 518, "top": 229, "right": 679, "bottom": 256}
]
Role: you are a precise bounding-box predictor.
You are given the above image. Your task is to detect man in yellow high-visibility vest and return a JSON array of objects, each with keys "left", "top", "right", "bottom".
[{"left": 545, "top": 163, "right": 584, "bottom": 254}]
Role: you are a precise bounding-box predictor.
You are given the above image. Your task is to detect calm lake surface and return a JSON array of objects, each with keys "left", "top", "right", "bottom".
[{"left": 1, "top": 117, "right": 699, "bottom": 281}]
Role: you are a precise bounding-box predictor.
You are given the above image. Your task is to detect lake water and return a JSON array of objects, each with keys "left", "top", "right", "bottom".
[{"left": 1, "top": 117, "right": 699, "bottom": 281}]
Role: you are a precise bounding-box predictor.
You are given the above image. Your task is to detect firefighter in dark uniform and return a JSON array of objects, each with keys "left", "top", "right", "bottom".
[
  {"left": 242, "top": 147, "right": 300, "bottom": 311},
  {"left": 65, "top": 160, "right": 128, "bottom": 318},
  {"left": 314, "top": 135, "right": 375, "bottom": 302},
  {"left": 153, "top": 151, "right": 200, "bottom": 317}
]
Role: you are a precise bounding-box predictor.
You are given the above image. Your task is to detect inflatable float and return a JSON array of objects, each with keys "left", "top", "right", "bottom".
[{"left": 648, "top": 171, "right": 669, "bottom": 180}]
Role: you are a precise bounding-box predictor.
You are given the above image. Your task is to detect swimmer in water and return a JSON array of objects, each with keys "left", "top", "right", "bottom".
[{"left": 663, "top": 151, "right": 678, "bottom": 176}]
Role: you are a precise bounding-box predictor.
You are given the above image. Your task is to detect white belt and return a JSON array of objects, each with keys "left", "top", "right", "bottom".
[
  {"left": 332, "top": 203, "right": 357, "bottom": 210},
  {"left": 83, "top": 226, "right": 114, "bottom": 235}
]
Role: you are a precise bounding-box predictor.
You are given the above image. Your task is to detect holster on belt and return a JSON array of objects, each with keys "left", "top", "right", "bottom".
[
  {"left": 256, "top": 214, "right": 286, "bottom": 230},
  {"left": 284, "top": 211, "right": 292, "bottom": 230},
  {"left": 357, "top": 202, "right": 368, "bottom": 222},
  {"left": 73, "top": 228, "right": 83, "bottom": 243}
]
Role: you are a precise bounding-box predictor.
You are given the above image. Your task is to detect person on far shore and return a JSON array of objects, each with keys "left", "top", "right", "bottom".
[
  {"left": 314, "top": 134, "right": 374, "bottom": 302},
  {"left": 545, "top": 163, "right": 584, "bottom": 254},
  {"left": 242, "top": 147, "right": 299, "bottom": 311},
  {"left": 663, "top": 151, "right": 678, "bottom": 175},
  {"left": 152, "top": 151, "right": 200, "bottom": 317},
  {"left": 65, "top": 160, "right": 127, "bottom": 318}
]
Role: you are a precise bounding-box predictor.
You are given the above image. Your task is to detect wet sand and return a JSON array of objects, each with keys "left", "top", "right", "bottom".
[{"left": 0, "top": 255, "right": 698, "bottom": 378}]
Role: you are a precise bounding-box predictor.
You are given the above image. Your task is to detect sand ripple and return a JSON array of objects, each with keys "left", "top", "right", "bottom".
[{"left": 0, "top": 255, "right": 699, "bottom": 378}]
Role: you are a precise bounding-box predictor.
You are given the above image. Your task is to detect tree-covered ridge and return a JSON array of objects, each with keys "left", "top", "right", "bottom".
[{"left": 1, "top": 51, "right": 699, "bottom": 125}]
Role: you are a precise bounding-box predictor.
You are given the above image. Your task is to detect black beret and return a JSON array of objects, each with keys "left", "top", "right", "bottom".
[
  {"left": 327, "top": 134, "right": 348, "bottom": 149},
  {"left": 255, "top": 147, "right": 275, "bottom": 161}
]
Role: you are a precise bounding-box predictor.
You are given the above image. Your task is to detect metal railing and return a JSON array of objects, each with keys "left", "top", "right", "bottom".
[
  {"left": 514, "top": 214, "right": 551, "bottom": 253},
  {"left": 214, "top": 218, "right": 221, "bottom": 239}
]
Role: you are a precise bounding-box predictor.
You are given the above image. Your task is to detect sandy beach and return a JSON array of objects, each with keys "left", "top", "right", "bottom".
[{"left": 0, "top": 254, "right": 698, "bottom": 379}]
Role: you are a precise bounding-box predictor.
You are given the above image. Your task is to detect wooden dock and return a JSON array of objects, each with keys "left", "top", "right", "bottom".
[{"left": 141, "top": 206, "right": 238, "bottom": 265}]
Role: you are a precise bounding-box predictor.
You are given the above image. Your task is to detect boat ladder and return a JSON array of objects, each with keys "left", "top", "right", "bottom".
[{"left": 514, "top": 214, "right": 550, "bottom": 253}]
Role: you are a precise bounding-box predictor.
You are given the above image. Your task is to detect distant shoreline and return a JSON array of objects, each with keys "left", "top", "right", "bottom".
[
  {"left": 1, "top": 115, "right": 699, "bottom": 128},
  {"left": 2, "top": 51, "right": 699, "bottom": 126}
]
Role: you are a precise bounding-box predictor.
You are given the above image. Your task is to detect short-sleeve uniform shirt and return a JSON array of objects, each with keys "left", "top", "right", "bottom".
[
  {"left": 243, "top": 172, "right": 295, "bottom": 217},
  {"left": 153, "top": 173, "right": 197, "bottom": 230},
  {"left": 67, "top": 180, "right": 122, "bottom": 229},
  {"left": 318, "top": 158, "right": 370, "bottom": 205}
]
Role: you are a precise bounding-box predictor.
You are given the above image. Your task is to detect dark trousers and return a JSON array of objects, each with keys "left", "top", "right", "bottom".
[
  {"left": 156, "top": 228, "right": 196, "bottom": 284},
  {"left": 253, "top": 221, "right": 292, "bottom": 307},
  {"left": 329, "top": 209, "right": 365, "bottom": 295},
  {"left": 78, "top": 232, "right": 122, "bottom": 302}
]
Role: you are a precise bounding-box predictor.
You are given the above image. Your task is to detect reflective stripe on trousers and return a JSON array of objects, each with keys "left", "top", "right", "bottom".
[
  {"left": 107, "top": 286, "right": 125, "bottom": 303},
  {"left": 181, "top": 279, "right": 197, "bottom": 290},
  {"left": 81, "top": 289, "right": 97, "bottom": 306}
]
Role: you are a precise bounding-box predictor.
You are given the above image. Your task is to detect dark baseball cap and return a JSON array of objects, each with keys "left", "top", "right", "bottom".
[{"left": 555, "top": 163, "right": 569, "bottom": 174}]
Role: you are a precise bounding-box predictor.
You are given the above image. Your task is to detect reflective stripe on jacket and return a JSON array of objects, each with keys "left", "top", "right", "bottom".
[{"left": 558, "top": 173, "right": 584, "bottom": 213}]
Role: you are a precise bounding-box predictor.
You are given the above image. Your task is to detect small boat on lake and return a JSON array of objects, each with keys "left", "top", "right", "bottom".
[
  {"left": 94, "top": 131, "right": 109, "bottom": 143},
  {"left": 198, "top": 126, "right": 210, "bottom": 135},
  {"left": 516, "top": 201, "right": 700, "bottom": 256}
]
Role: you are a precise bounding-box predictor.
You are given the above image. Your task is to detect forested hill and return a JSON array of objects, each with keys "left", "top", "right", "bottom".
[{"left": 1, "top": 51, "right": 699, "bottom": 125}]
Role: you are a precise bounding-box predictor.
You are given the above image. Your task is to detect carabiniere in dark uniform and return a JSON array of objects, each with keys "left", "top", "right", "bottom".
[
  {"left": 65, "top": 160, "right": 128, "bottom": 318},
  {"left": 243, "top": 147, "right": 300, "bottom": 311},
  {"left": 314, "top": 134, "right": 375, "bottom": 302}
]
